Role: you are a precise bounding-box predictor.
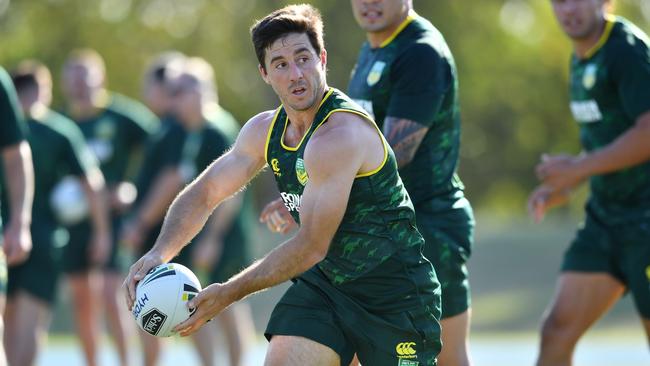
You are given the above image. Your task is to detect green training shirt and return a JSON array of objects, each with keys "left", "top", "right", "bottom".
[
  {"left": 65, "top": 93, "right": 158, "bottom": 185},
  {"left": 265, "top": 88, "right": 425, "bottom": 286},
  {"left": 347, "top": 13, "right": 464, "bottom": 205},
  {"left": 568, "top": 16, "right": 650, "bottom": 223},
  {"left": 25, "top": 111, "right": 97, "bottom": 223},
  {"left": 0, "top": 66, "right": 27, "bottom": 236}
]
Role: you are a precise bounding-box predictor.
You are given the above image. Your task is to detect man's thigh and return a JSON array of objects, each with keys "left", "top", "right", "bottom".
[{"left": 265, "top": 335, "right": 340, "bottom": 366}]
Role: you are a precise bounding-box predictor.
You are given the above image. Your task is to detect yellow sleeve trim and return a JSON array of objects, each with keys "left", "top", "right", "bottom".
[
  {"left": 280, "top": 88, "right": 335, "bottom": 151},
  {"left": 379, "top": 10, "right": 417, "bottom": 48},
  {"left": 264, "top": 107, "right": 282, "bottom": 164},
  {"left": 584, "top": 15, "right": 615, "bottom": 59},
  {"left": 311, "top": 109, "right": 388, "bottom": 178}
]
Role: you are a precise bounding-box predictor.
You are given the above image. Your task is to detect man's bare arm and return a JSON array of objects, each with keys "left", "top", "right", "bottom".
[
  {"left": 124, "top": 111, "right": 273, "bottom": 307},
  {"left": 382, "top": 116, "right": 428, "bottom": 168},
  {"left": 537, "top": 111, "right": 650, "bottom": 191},
  {"left": 2, "top": 141, "right": 34, "bottom": 265},
  {"left": 173, "top": 115, "right": 367, "bottom": 336}
]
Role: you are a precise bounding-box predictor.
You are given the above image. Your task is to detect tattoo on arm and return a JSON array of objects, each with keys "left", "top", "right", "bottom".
[{"left": 382, "top": 116, "right": 428, "bottom": 168}]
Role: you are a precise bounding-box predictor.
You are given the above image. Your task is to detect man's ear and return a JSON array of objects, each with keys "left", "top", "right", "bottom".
[
  {"left": 320, "top": 48, "right": 327, "bottom": 70},
  {"left": 258, "top": 64, "right": 271, "bottom": 85}
]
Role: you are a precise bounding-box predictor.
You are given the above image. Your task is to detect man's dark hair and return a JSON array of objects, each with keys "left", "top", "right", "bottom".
[
  {"left": 250, "top": 4, "right": 324, "bottom": 71},
  {"left": 11, "top": 60, "right": 51, "bottom": 94}
]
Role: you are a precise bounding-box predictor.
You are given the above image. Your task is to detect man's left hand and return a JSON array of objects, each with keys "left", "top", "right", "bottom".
[
  {"left": 173, "top": 283, "right": 234, "bottom": 337},
  {"left": 536, "top": 154, "right": 588, "bottom": 191}
]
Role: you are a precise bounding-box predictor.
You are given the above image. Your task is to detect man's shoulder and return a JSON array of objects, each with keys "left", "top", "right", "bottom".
[
  {"left": 606, "top": 17, "right": 650, "bottom": 56},
  {"left": 107, "top": 92, "right": 158, "bottom": 130},
  {"left": 245, "top": 109, "right": 277, "bottom": 130},
  {"left": 310, "top": 111, "right": 370, "bottom": 151}
]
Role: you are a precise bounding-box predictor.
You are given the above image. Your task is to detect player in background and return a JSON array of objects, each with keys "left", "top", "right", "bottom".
[
  {"left": 4, "top": 61, "right": 109, "bottom": 366},
  {"left": 122, "top": 57, "right": 255, "bottom": 366},
  {"left": 0, "top": 64, "right": 34, "bottom": 366},
  {"left": 61, "top": 49, "right": 158, "bottom": 366},
  {"left": 528, "top": 1, "right": 650, "bottom": 365}
]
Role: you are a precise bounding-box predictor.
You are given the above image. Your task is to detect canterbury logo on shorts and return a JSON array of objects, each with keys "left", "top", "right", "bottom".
[{"left": 396, "top": 341, "right": 417, "bottom": 357}]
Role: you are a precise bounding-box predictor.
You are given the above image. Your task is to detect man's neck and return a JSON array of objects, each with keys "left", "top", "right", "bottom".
[
  {"left": 67, "top": 89, "right": 109, "bottom": 120},
  {"left": 27, "top": 103, "right": 49, "bottom": 120},
  {"left": 284, "top": 86, "right": 329, "bottom": 137},
  {"left": 573, "top": 17, "right": 608, "bottom": 59},
  {"left": 182, "top": 112, "right": 206, "bottom": 131},
  {"left": 366, "top": 10, "right": 410, "bottom": 48}
]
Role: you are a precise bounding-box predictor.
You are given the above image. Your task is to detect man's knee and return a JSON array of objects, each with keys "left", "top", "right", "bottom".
[{"left": 540, "top": 309, "right": 580, "bottom": 348}]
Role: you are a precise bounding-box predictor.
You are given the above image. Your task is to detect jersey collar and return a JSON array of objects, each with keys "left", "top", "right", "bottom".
[
  {"left": 379, "top": 9, "right": 417, "bottom": 48},
  {"left": 582, "top": 14, "right": 615, "bottom": 59}
]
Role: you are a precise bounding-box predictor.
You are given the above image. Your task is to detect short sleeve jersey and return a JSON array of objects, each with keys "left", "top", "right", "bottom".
[
  {"left": 0, "top": 66, "right": 27, "bottom": 233},
  {"left": 348, "top": 13, "right": 464, "bottom": 205},
  {"left": 568, "top": 17, "right": 650, "bottom": 223},
  {"left": 26, "top": 111, "right": 98, "bottom": 223},
  {"left": 135, "top": 116, "right": 186, "bottom": 202},
  {"left": 265, "top": 88, "right": 425, "bottom": 290},
  {"left": 66, "top": 93, "right": 158, "bottom": 185}
]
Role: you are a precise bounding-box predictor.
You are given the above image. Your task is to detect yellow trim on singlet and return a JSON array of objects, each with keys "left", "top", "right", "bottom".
[
  {"left": 280, "top": 88, "right": 336, "bottom": 151},
  {"left": 310, "top": 109, "right": 389, "bottom": 178},
  {"left": 379, "top": 10, "right": 417, "bottom": 48},
  {"left": 583, "top": 15, "right": 615, "bottom": 59},
  {"left": 264, "top": 107, "right": 282, "bottom": 164}
]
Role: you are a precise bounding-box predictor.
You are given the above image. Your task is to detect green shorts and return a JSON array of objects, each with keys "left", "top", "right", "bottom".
[
  {"left": 415, "top": 195, "right": 474, "bottom": 319},
  {"left": 266, "top": 266, "right": 441, "bottom": 366},
  {"left": 62, "top": 217, "right": 122, "bottom": 274},
  {"left": 562, "top": 209, "right": 650, "bottom": 318},
  {"left": 8, "top": 221, "right": 64, "bottom": 305}
]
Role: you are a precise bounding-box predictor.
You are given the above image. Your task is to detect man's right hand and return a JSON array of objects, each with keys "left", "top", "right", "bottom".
[
  {"left": 259, "top": 198, "right": 297, "bottom": 234},
  {"left": 3, "top": 220, "right": 32, "bottom": 266},
  {"left": 527, "top": 185, "right": 571, "bottom": 223},
  {"left": 123, "top": 251, "right": 164, "bottom": 310}
]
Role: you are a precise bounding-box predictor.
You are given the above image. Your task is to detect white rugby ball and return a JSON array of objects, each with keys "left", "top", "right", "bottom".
[
  {"left": 50, "top": 176, "right": 89, "bottom": 225},
  {"left": 132, "top": 263, "right": 202, "bottom": 337}
]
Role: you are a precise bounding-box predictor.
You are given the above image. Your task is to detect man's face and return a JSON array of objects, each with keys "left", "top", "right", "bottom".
[
  {"left": 259, "top": 32, "right": 327, "bottom": 112},
  {"left": 62, "top": 62, "right": 103, "bottom": 102},
  {"left": 351, "top": 0, "right": 409, "bottom": 33},
  {"left": 170, "top": 74, "right": 202, "bottom": 123},
  {"left": 143, "top": 81, "right": 171, "bottom": 117},
  {"left": 551, "top": 0, "right": 607, "bottom": 40}
]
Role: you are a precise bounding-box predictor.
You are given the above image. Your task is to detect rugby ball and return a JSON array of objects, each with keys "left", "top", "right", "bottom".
[
  {"left": 50, "top": 176, "right": 89, "bottom": 225},
  {"left": 132, "top": 263, "right": 202, "bottom": 337}
]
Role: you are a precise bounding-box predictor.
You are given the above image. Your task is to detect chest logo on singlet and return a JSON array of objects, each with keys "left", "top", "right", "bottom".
[
  {"left": 280, "top": 192, "right": 301, "bottom": 212},
  {"left": 270, "top": 158, "right": 281, "bottom": 177},
  {"left": 582, "top": 64, "right": 598, "bottom": 90},
  {"left": 295, "top": 158, "right": 308, "bottom": 186},
  {"left": 367, "top": 61, "right": 386, "bottom": 86},
  {"left": 570, "top": 100, "right": 602, "bottom": 123}
]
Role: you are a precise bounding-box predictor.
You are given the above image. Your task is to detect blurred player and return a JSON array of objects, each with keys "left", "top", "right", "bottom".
[
  {"left": 0, "top": 64, "right": 34, "bottom": 366},
  {"left": 528, "top": 1, "right": 650, "bottom": 365},
  {"left": 347, "top": 3, "right": 475, "bottom": 364},
  {"left": 4, "top": 61, "right": 110, "bottom": 366},
  {"left": 121, "top": 51, "right": 186, "bottom": 366},
  {"left": 61, "top": 49, "right": 158, "bottom": 366},
  {"left": 123, "top": 56, "right": 255, "bottom": 365},
  {"left": 124, "top": 5, "right": 442, "bottom": 365}
]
